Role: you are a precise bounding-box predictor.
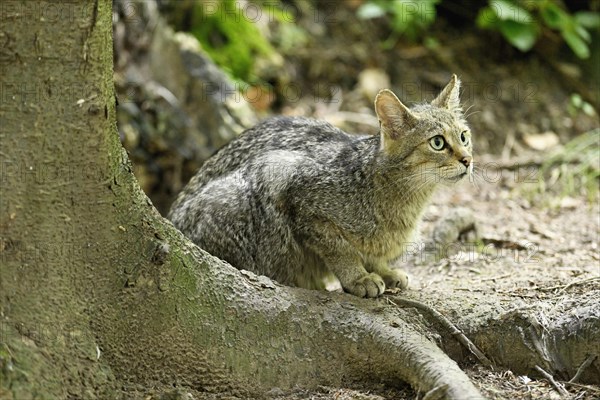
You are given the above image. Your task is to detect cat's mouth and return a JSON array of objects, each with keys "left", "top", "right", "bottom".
[{"left": 445, "top": 172, "right": 468, "bottom": 183}]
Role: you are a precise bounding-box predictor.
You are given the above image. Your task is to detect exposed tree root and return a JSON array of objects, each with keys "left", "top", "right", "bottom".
[
  {"left": 388, "top": 297, "right": 493, "bottom": 368},
  {"left": 535, "top": 365, "right": 569, "bottom": 397},
  {"left": 569, "top": 355, "right": 597, "bottom": 383},
  {"left": 94, "top": 225, "right": 484, "bottom": 398},
  {"left": 398, "top": 289, "right": 600, "bottom": 385}
]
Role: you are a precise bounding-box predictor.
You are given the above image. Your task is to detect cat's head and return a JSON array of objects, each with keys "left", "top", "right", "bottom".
[{"left": 374, "top": 75, "right": 473, "bottom": 186}]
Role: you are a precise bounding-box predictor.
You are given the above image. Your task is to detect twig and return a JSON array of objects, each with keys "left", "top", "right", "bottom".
[
  {"left": 388, "top": 297, "right": 494, "bottom": 368},
  {"left": 569, "top": 354, "right": 597, "bottom": 383},
  {"left": 563, "top": 381, "right": 600, "bottom": 394},
  {"left": 535, "top": 365, "right": 569, "bottom": 397},
  {"left": 477, "top": 273, "right": 511, "bottom": 282},
  {"left": 422, "top": 384, "right": 448, "bottom": 400},
  {"left": 501, "top": 129, "right": 515, "bottom": 161},
  {"left": 558, "top": 276, "right": 600, "bottom": 295},
  {"left": 538, "top": 276, "right": 600, "bottom": 293},
  {"left": 478, "top": 156, "right": 543, "bottom": 170},
  {"left": 494, "top": 290, "right": 538, "bottom": 298}
]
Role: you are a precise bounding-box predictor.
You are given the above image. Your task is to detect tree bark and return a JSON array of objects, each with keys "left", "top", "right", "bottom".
[
  {"left": 1, "top": 1, "right": 597, "bottom": 399},
  {"left": 1, "top": 0, "right": 123, "bottom": 397}
]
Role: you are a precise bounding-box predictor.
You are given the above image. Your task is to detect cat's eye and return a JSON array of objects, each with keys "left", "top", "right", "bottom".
[
  {"left": 429, "top": 136, "right": 445, "bottom": 151},
  {"left": 460, "top": 131, "right": 469, "bottom": 146}
]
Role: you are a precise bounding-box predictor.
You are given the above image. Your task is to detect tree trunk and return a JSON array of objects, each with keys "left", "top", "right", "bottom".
[{"left": 1, "top": 1, "right": 597, "bottom": 399}]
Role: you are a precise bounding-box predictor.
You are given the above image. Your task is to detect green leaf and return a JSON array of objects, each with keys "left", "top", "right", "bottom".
[
  {"left": 424, "top": 36, "right": 440, "bottom": 50},
  {"left": 357, "top": 3, "right": 386, "bottom": 20},
  {"left": 499, "top": 20, "right": 538, "bottom": 51},
  {"left": 575, "top": 24, "right": 591, "bottom": 42},
  {"left": 391, "top": 0, "right": 416, "bottom": 21},
  {"left": 477, "top": 7, "right": 499, "bottom": 29},
  {"left": 490, "top": 0, "right": 532, "bottom": 24},
  {"left": 574, "top": 11, "right": 600, "bottom": 29},
  {"left": 570, "top": 93, "right": 583, "bottom": 108},
  {"left": 540, "top": 3, "right": 569, "bottom": 30},
  {"left": 389, "top": 0, "right": 415, "bottom": 33},
  {"left": 420, "top": 2, "right": 438, "bottom": 25},
  {"left": 582, "top": 102, "right": 596, "bottom": 117},
  {"left": 562, "top": 29, "right": 590, "bottom": 59}
]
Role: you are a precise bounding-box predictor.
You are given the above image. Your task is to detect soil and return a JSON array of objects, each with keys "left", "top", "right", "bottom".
[{"left": 409, "top": 158, "right": 599, "bottom": 399}]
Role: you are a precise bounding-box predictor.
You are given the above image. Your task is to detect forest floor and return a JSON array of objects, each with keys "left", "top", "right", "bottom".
[{"left": 412, "top": 156, "right": 599, "bottom": 400}]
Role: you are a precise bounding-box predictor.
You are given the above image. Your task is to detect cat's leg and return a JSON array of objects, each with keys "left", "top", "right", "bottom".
[
  {"left": 303, "top": 230, "right": 385, "bottom": 298},
  {"left": 365, "top": 260, "right": 409, "bottom": 290}
]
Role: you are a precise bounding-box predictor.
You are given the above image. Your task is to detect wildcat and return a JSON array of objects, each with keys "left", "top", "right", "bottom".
[{"left": 169, "top": 75, "right": 472, "bottom": 297}]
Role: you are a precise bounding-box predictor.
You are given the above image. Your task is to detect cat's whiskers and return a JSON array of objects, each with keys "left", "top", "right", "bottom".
[
  {"left": 462, "top": 102, "right": 480, "bottom": 120},
  {"left": 463, "top": 104, "right": 475, "bottom": 116},
  {"left": 469, "top": 165, "right": 487, "bottom": 189},
  {"left": 465, "top": 110, "right": 481, "bottom": 119},
  {"left": 374, "top": 168, "right": 437, "bottom": 192},
  {"left": 469, "top": 162, "right": 480, "bottom": 190},
  {"left": 375, "top": 169, "right": 437, "bottom": 204}
]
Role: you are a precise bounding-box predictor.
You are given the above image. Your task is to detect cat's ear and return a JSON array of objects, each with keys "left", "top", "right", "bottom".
[
  {"left": 375, "top": 89, "right": 418, "bottom": 141},
  {"left": 431, "top": 74, "right": 461, "bottom": 112}
]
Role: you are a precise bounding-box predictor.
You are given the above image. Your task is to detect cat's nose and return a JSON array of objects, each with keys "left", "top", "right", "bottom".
[{"left": 460, "top": 156, "right": 472, "bottom": 167}]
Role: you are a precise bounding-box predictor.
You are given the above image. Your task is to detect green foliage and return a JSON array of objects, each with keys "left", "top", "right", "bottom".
[
  {"left": 477, "top": 0, "right": 600, "bottom": 58},
  {"left": 357, "top": 0, "right": 440, "bottom": 41},
  {"left": 358, "top": 0, "right": 598, "bottom": 58},
  {"left": 568, "top": 93, "right": 596, "bottom": 117},
  {"left": 189, "top": 0, "right": 277, "bottom": 82}
]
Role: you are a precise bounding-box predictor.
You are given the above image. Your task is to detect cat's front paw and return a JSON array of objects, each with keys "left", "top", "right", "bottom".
[
  {"left": 346, "top": 273, "right": 386, "bottom": 298},
  {"left": 381, "top": 269, "right": 409, "bottom": 290}
]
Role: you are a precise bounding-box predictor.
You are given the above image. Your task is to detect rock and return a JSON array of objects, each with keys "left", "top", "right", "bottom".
[
  {"left": 357, "top": 68, "right": 390, "bottom": 100},
  {"left": 432, "top": 208, "right": 479, "bottom": 246},
  {"left": 559, "top": 196, "right": 580, "bottom": 209},
  {"left": 113, "top": 0, "right": 258, "bottom": 215},
  {"left": 523, "top": 131, "right": 559, "bottom": 151}
]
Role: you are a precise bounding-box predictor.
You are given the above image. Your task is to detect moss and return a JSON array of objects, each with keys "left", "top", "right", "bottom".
[{"left": 190, "top": 0, "right": 276, "bottom": 83}]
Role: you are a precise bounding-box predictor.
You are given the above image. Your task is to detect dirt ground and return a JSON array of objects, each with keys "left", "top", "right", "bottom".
[
  {"left": 411, "top": 156, "right": 599, "bottom": 399},
  {"left": 260, "top": 10, "right": 600, "bottom": 397}
]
